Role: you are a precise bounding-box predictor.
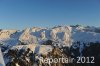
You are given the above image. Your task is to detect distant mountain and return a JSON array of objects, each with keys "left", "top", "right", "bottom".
[
  {"left": 0, "top": 25, "right": 100, "bottom": 66},
  {"left": 0, "top": 25, "right": 100, "bottom": 47}
]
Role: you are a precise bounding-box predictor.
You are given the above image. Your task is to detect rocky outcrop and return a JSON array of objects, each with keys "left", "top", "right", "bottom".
[
  {"left": 0, "top": 48, "right": 5, "bottom": 66},
  {"left": 0, "top": 30, "right": 17, "bottom": 39}
]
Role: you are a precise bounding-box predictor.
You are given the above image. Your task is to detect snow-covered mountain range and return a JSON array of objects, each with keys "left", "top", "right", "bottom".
[
  {"left": 0, "top": 25, "right": 100, "bottom": 47},
  {"left": 0, "top": 25, "right": 100, "bottom": 66}
]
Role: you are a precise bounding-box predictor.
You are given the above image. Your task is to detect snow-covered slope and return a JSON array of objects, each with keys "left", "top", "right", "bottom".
[
  {"left": 0, "top": 25, "right": 100, "bottom": 47},
  {"left": 0, "top": 25, "right": 100, "bottom": 66}
]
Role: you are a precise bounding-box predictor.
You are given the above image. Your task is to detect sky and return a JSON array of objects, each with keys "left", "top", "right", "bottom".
[
  {"left": 0, "top": 64, "right": 2, "bottom": 66},
  {"left": 0, "top": 0, "right": 100, "bottom": 29}
]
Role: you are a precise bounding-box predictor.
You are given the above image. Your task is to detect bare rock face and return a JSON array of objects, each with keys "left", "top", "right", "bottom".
[
  {"left": 50, "top": 26, "right": 72, "bottom": 46},
  {"left": 0, "top": 48, "right": 5, "bottom": 66},
  {"left": 20, "top": 28, "right": 31, "bottom": 40},
  {"left": 0, "top": 30, "right": 17, "bottom": 39},
  {"left": 19, "top": 28, "right": 37, "bottom": 44},
  {"left": 63, "top": 32, "right": 72, "bottom": 46},
  {"left": 40, "top": 31, "right": 46, "bottom": 39},
  {"left": 50, "top": 29, "right": 57, "bottom": 40},
  {"left": 31, "top": 27, "right": 44, "bottom": 32},
  {"left": 63, "top": 26, "right": 72, "bottom": 46}
]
